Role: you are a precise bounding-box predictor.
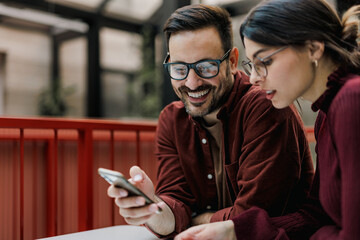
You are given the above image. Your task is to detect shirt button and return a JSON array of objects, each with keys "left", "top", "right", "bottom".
[
  {"left": 206, "top": 205, "right": 211, "bottom": 210},
  {"left": 201, "top": 138, "right": 207, "bottom": 144},
  {"left": 207, "top": 174, "right": 213, "bottom": 180}
]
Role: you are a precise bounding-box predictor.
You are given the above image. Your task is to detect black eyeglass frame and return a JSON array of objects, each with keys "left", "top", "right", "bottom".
[
  {"left": 163, "top": 49, "right": 232, "bottom": 81},
  {"left": 241, "top": 46, "right": 288, "bottom": 77}
]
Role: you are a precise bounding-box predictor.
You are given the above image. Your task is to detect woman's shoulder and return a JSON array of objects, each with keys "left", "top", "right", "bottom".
[
  {"left": 338, "top": 73, "right": 360, "bottom": 98},
  {"left": 330, "top": 73, "right": 360, "bottom": 114}
]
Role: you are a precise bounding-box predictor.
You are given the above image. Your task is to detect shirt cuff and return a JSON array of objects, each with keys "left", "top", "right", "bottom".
[
  {"left": 231, "top": 207, "right": 288, "bottom": 240},
  {"left": 145, "top": 194, "right": 191, "bottom": 238}
]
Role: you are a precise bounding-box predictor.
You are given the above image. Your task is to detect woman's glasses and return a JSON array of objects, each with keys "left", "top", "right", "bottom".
[
  {"left": 163, "top": 49, "right": 231, "bottom": 80},
  {"left": 242, "top": 46, "right": 288, "bottom": 78}
]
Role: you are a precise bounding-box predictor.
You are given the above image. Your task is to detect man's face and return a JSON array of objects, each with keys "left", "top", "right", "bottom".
[{"left": 168, "top": 27, "right": 235, "bottom": 117}]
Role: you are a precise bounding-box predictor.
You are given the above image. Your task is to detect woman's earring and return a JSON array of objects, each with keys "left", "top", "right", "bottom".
[{"left": 313, "top": 60, "right": 318, "bottom": 68}]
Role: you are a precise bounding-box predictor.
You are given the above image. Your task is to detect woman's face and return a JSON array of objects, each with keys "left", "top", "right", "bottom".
[{"left": 243, "top": 37, "right": 316, "bottom": 109}]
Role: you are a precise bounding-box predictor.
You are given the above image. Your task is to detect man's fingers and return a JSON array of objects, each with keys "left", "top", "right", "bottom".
[
  {"left": 119, "top": 203, "right": 159, "bottom": 218},
  {"left": 107, "top": 185, "right": 128, "bottom": 198},
  {"left": 129, "top": 166, "right": 145, "bottom": 183},
  {"left": 124, "top": 215, "right": 152, "bottom": 225},
  {"left": 115, "top": 196, "right": 146, "bottom": 208}
]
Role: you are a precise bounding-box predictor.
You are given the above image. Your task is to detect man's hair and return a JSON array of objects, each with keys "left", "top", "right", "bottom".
[{"left": 163, "top": 4, "right": 233, "bottom": 52}]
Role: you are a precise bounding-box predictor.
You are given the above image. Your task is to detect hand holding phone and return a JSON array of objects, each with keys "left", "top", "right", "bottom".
[{"left": 98, "top": 167, "right": 162, "bottom": 212}]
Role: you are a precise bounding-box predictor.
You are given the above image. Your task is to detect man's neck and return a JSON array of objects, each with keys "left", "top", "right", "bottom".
[{"left": 203, "top": 108, "right": 221, "bottom": 126}]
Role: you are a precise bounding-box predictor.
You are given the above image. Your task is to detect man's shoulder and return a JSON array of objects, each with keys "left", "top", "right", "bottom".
[
  {"left": 157, "top": 101, "right": 196, "bottom": 138},
  {"left": 235, "top": 84, "right": 272, "bottom": 111},
  {"left": 233, "top": 84, "right": 301, "bottom": 124},
  {"left": 160, "top": 101, "right": 185, "bottom": 115},
  {"left": 159, "top": 101, "right": 190, "bottom": 124}
]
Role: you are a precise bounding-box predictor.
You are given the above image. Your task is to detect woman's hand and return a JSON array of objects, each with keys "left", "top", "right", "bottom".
[{"left": 175, "top": 220, "right": 236, "bottom": 240}]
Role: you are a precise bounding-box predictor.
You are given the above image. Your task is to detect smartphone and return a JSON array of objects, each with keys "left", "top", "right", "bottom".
[{"left": 98, "top": 168, "right": 161, "bottom": 212}]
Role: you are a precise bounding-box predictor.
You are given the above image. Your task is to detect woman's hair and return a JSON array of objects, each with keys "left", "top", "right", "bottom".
[
  {"left": 240, "top": 0, "right": 360, "bottom": 72},
  {"left": 163, "top": 4, "right": 233, "bottom": 53}
]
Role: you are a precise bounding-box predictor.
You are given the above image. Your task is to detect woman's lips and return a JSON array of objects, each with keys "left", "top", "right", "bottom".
[{"left": 265, "top": 90, "right": 276, "bottom": 100}]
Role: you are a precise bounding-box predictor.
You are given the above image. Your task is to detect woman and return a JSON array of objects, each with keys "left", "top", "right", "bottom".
[{"left": 175, "top": 0, "right": 360, "bottom": 239}]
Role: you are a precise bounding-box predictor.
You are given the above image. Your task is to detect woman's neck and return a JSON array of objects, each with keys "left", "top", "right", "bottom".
[{"left": 306, "top": 60, "right": 339, "bottom": 103}]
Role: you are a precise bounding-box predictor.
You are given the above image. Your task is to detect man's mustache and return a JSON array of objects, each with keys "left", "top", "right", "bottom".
[{"left": 178, "top": 84, "right": 213, "bottom": 93}]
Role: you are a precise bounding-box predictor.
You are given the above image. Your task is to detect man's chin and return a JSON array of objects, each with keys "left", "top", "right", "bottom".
[
  {"left": 182, "top": 97, "right": 213, "bottom": 117},
  {"left": 185, "top": 105, "right": 211, "bottom": 118}
]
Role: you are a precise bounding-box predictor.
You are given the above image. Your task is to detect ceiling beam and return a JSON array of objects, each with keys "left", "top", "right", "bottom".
[
  {"left": 96, "top": 0, "right": 112, "bottom": 14},
  {"left": 0, "top": 3, "right": 88, "bottom": 33},
  {"left": 0, "top": 0, "right": 143, "bottom": 33}
]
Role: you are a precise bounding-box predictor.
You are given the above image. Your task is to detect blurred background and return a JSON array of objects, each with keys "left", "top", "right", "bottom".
[{"left": 0, "top": 0, "right": 355, "bottom": 123}]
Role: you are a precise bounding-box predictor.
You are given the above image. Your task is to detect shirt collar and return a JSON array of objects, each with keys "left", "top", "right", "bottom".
[
  {"left": 217, "top": 71, "right": 251, "bottom": 119},
  {"left": 311, "top": 67, "right": 348, "bottom": 113}
]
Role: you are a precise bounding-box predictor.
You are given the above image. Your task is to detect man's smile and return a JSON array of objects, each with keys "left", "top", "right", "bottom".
[{"left": 187, "top": 89, "right": 210, "bottom": 98}]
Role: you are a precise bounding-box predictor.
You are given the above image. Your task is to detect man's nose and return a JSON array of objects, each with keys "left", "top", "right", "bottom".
[{"left": 185, "top": 69, "right": 203, "bottom": 90}]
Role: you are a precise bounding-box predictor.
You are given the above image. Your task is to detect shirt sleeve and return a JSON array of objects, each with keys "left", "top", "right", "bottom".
[
  {"left": 232, "top": 170, "right": 330, "bottom": 240},
  {"left": 152, "top": 108, "right": 194, "bottom": 237},
  {"left": 312, "top": 80, "right": 360, "bottom": 239},
  {"left": 211, "top": 91, "right": 314, "bottom": 222}
]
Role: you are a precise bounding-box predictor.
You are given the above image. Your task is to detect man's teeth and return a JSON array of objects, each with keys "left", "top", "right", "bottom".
[
  {"left": 188, "top": 89, "right": 210, "bottom": 98},
  {"left": 266, "top": 90, "right": 275, "bottom": 94}
]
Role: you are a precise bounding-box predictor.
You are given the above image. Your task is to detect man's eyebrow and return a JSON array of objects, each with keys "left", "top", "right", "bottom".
[{"left": 168, "top": 57, "right": 217, "bottom": 64}]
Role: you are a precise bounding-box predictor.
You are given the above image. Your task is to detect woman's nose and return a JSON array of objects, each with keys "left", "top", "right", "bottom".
[
  {"left": 249, "top": 68, "right": 263, "bottom": 86},
  {"left": 250, "top": 72, "right": 263, "bottom": 86}
]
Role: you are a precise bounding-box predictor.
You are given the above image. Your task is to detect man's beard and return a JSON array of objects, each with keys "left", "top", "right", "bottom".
[
  {"left": 182, "top": 85, "right": 216, "bottom": 117},
  {"left": 177, "top": 67, "right": 233, "bottom": 118}
]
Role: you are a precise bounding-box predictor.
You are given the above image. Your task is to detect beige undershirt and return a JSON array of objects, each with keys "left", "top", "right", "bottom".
[{"left": 202, "top": 110, "right": 233, "bottom": 209}]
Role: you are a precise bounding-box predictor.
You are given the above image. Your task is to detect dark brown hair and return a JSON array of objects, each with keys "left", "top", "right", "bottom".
[
  {"left": 240, "top": 0, "right": 360, "bottom": 72},
  {"left": 163, "top": 4, "right": 233, "bottom": 53}
]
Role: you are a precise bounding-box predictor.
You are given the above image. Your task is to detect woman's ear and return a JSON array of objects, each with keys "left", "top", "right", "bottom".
[{"left": 307, "top": 40, "right": 325, "bottom": 61}]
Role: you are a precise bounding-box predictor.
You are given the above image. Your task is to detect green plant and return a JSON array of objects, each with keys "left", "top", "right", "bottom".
[
  {"left": 127, "top": 25, "right": 161, "bottom": 118},
  {"left": 38, "top": 78, "right": 76, "bottom": 116}
]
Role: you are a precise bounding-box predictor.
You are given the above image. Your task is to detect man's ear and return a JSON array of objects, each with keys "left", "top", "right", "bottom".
[
  {"left": 307, "top": 40, "right": 325, "bottom": 61},
  {"left": 229, "top": 47, "right": 239, "bottom": 75}
]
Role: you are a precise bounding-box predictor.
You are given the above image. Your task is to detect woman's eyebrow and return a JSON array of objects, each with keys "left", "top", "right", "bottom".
[
  {"left": 252, "top": 48, "right": 270, "bottom": 59},
  {"left": 245, "top": 48, "right": 269, "bottom": 62}
]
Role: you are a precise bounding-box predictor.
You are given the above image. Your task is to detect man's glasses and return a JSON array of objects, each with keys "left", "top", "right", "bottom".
[
  {"left": 163, "top": 49, "right": 231, "bottom": 80},
  {"left": 241, "top": 46, "right": 288, "bottom": 78}
]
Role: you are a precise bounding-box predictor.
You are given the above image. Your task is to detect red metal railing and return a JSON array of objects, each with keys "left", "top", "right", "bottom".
[
  {"left": 0, "top": 117, "right": 157, "bottom": 240},
  {"left": 0, "top": 116, "right": 315, "bottom": 240}
]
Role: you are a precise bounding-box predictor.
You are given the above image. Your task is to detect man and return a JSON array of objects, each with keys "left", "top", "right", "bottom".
[{"left": 108, "top": 4, "right": 314, "bottom": 238}]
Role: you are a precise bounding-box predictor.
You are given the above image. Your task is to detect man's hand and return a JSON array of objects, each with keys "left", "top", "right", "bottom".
[
  {"left": 191, "top": 212, "right": 214, "bottom": 226},
  {"left": 175, "top": 220, "right": 236, "bottom": 240},
  {"left": 107, "top": 166, "right": 163, "bottom": 225},
  {"left": 107, "top": 166, "right": 175, "bottom": 235}
]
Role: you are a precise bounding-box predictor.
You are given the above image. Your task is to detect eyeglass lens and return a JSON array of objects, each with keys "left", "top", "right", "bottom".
[
  {"left": 167, "top": 61, "right": 219, "bottom": 80},
  {"left": 242, "top": 61, "right": 267, "bottom": 77},
  {"left": 242, "top": 46, "right": 288, "bottom": 78}
]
